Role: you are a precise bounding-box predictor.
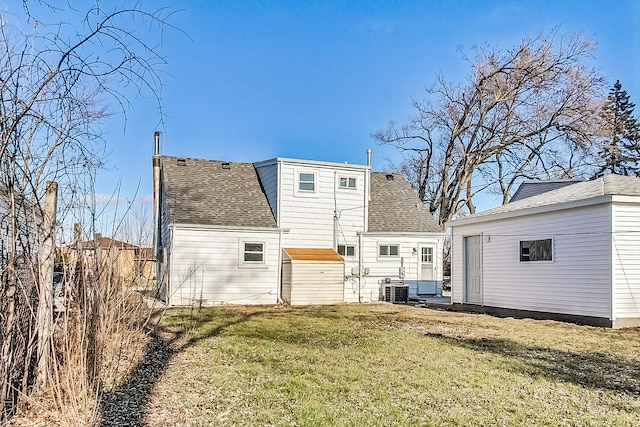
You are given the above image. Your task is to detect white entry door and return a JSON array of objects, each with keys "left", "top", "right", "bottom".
[
  {"left": 420, "top": 246, "right": 434, "bottom": 280},
  {"left": 464, "top": 236, "right": 482, "bottom": 304}
]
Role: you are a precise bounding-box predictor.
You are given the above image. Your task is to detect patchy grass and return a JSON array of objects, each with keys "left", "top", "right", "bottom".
[{"left": 141, "top": 304, "right": 640, "bottom": 426}]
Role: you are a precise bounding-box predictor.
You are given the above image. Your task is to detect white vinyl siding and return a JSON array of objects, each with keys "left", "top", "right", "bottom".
[
  {"left": 350, "top": 234, "right": 443, "bottom": 304},
  {"left": 278, "top": 161, "right": 368, "bottom": 248},
  {"left": 169, "top": 226, "right": 280, "bottom": 306},
  {"left": 451, "top": 203, "right": 611, "bottom": 318},
  {"left": 611, "top": 202, "right": 640, "bottom": 320}
]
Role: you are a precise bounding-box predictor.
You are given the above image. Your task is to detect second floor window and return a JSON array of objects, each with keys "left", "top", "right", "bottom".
[
  {"left": 299, "top": 173, "right": 315, "bottom": 191},
  {"left": 339, "top": 177, "right": 356, "bottom": 189}
]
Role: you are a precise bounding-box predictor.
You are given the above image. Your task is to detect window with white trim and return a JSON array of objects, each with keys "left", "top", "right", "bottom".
[
  {"left": 243, "top": 242, "right": 265, "bottom": 263},
  {"left": 337, "top": 244, "right": 356, "bottom": 257},
  {"left": 421, "top": 247, "right": 433, "bottom": 263},
  {"left": 339, "top": 176, "right": 357, "bottom": 189},
  {"left": 298, "top": 172, "right": 315, "bottom": 191},
  {"left": 519, "top": 239, "right": 552, "bottom": 262},
  {"left": 379, "top": 244, "right": 399, "bottom": 257}
]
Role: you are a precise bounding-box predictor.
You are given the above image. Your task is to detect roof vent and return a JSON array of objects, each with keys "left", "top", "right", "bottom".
[
  {"left": 221, "top": 162, "right": 231, "bottom": 170},
  {"left": 385, "top": 174, "right": 394, "bottom": 181},
  {"left": 177, "top": 158, "right": 186, "bottom": 166}
]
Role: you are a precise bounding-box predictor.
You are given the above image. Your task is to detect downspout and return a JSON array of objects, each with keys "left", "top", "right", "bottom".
[
  {"left": 333, "top": 171, "right": 338, "bottom": 250},
  {"left": 364, "top": 148, "right": 371, "bottom": 232},
  {"left": 358, "top": 231, "right": 362, "bottom": 303},
  {"left": 359, "top": 149, "right": 371, "bottom": 303},
  {"left": 277, "top": 228, "right": 283, "bottom": 304}
]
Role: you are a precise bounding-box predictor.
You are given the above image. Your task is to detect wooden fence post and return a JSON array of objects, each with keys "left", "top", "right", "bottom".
[{"left": 36, "top": 181, "right": 58, "bottom": 386}]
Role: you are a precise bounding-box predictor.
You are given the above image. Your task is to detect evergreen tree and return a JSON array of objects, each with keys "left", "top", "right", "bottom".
[{"left": 597, "top": 80, "right": 640, "bottom": 177}]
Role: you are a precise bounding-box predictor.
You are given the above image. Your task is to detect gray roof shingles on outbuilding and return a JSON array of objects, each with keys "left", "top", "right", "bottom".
[
  {"left": 457, "top": 174, "right": 640, "bottom": 222},
  {"left": 368, "top": 172, "right": 441, "bottom": 233},
  {"left": 161, "top": 156, "right": 277, "bottom": 228},
  {"left": 509, "top": 179, "right": 583, "bottom": 202}
]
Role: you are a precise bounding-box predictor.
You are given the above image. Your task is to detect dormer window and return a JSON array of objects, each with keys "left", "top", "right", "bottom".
[
  {"left": 339, "top": 177, "right": 357, "bottom": 189},
  {"left": 298, "top": 172, "right": 316, "bottom": 191}
]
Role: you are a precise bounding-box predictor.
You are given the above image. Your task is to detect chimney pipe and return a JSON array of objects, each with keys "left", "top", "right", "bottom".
[
  {"left": 366, "top": 148, "right": 372, "bottom": 167},
  {"left": 154, "top": 131, "right": 160, "bottom": 156},
  {"left": 152, "top": 132, "right": 161, "bottom": 267}
]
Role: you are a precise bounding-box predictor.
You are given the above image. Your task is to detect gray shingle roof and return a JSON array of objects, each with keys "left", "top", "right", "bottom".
[
  {"left": 368, "top": 172, "right": 441, "bottom": 233},
  {"left": 509, "top": 179, "right": 583, "bottom": 202},
  {"left": 161, "top": 156, "right": 277, "bottom": 228},
  {"left": 453, "top": 174, "right": 640, "bottom": 224}
]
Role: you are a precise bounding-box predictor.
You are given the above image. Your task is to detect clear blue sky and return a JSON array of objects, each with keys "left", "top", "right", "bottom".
[{"left": 18, "top": 1, "right": 640, "bottom": 211}]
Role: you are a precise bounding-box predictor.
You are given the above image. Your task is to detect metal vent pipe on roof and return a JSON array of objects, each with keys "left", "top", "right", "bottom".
[
  {"left": 154, "top": 131, "right": 160, "bottom": 156},
  {"left": 366, "top": 148, "right": 371, "bottom": 167}
]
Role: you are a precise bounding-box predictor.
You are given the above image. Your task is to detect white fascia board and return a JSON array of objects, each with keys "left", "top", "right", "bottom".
[
  {"left": 362, "top": 231, "right": 444, "bottom": 238},
  {"left": 447, "top": 195, "right": 614, "bottom": 227},
  {"left": 173, "top": 223, "right": 289, "bottom": 233},
  {"left": 271, "top": 157, "right": 370, "bottom": 171},
  {"left": 610, "top": 195, "right": 640, "bottom": 205}
]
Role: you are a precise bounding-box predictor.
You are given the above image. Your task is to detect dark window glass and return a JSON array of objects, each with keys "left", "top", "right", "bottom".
[{"left": 520, "top": 239, "right": 552, "bottom": 262}]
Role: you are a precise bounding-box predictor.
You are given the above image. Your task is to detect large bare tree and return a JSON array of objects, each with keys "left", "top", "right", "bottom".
[{"left": 375, "top": 31, "right": 604, "bottom": 225}]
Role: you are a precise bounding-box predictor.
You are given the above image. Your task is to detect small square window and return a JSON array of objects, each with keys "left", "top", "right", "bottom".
[
  {"left": 379, "top": 244, "right": 399, "bottom": 257},
  {"left": 337, "top": 245, "right": 356, "bottom": 257},
  {"left": 299, "top": 173, "right": 315, "bottom": 191},
  {"left": 339, "top": 177, "right": 357, "bottom": 189},
  {"left": 243, "top": 242, "right": 264, "bottom": 263}
]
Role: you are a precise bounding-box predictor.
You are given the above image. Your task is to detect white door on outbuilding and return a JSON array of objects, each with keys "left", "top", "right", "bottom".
[{"left": 464, "top": 235, "right": 482, "bottom": 304}]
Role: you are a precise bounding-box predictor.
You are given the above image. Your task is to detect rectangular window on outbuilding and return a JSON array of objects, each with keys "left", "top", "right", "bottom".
[
  {"left": 379, "top": 244, "right": 399, "bottom": 257},
  {"left": 339, "top": 176, "right": 357, "bottom": 189},
  {"left": 520, "top": 239, "right": 553, "bottom": 262},
  {"left": 337, "top": 244, "right": 356, "bottom": 257}
]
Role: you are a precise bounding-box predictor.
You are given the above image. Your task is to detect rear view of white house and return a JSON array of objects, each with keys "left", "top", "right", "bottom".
[{"left": 153, "top": 147, "right": 444, "bottom": 306}]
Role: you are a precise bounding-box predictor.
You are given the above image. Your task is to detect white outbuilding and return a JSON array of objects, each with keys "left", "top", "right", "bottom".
[{"left": 449, "top": 174, "right": 640, "bottom": 328}]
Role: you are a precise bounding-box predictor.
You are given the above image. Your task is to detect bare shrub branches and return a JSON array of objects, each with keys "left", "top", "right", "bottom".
[{"left": 0, "top": 2, "right": 175, "bottom": 423}]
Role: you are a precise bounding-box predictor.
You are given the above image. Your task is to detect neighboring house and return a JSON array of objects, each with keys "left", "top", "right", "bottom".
[
  {"left": 448, "top": 174, "right": 640, "bottom": 328},
  {"left": 153, "top": 153, "right": 444, "bottom": 306},
  {"left": 64, "top": 234, "right": 153, "bottom": 284}
]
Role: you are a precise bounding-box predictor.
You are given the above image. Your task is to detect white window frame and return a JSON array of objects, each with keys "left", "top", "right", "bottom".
[
  {"left": 378, "top": 243, "right": 400, "bottom": 259},
  {"left": 421, "top": 247, "right": 433, "bottom": 263},
  {"left": 519, "top": 238, "right": 553, "bottom": 262},
  {"left": 338, "top": 176, "right": 357, "bottom": 190},
  {"left": 295, "top": 169, "right": 318, "bottom": 196},
  {"left": 239, "top": 240, "right": 267, "bottom": 268},
  {"left": 337, "top": 244, "right": 356, "bottom": 257}
]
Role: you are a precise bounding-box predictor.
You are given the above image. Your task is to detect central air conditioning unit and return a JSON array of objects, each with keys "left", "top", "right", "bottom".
[{"left": 384, "top": 284, "right": 409, "bottom": 304}]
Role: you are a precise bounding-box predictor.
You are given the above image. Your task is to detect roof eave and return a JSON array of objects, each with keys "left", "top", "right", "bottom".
[
  {"left": 172, "top": 223, "right": 286, "bottom": 232},
  {"left": 447, "top": 195, "right": 614, "bottom": 227}
]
